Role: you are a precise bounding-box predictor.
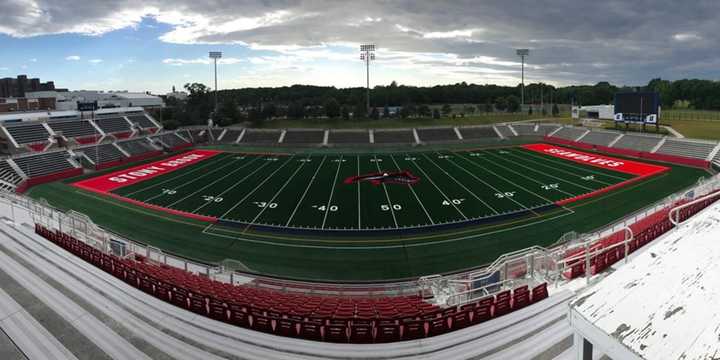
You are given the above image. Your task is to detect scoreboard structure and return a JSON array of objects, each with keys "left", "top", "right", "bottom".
[{"left": 613, "top": 92, "right": 660, "bottom": 124}]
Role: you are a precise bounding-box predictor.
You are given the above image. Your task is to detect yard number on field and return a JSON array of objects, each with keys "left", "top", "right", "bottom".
[
  {"left": 495, "top": 192, "right": 515, "bottom": 198},
  {"left": 581, "top": 175, "right": 595, "bottom": 180},
  {"left": 202, "top": 195, "right": 223, "bottom": 202},
  {"left": 442, "top": 198, "right": 465, "bottom": 206},
  {"left": 312, "top": 205, "right": 338, "bottom": 212},
  {"left": 381, "top": 204, "right": 402, "bottom": 211},
  {"left": 162, "top": 188, "right": 176, "bottom": 195},
  {"left": 253, "top": 202, "right": 278, "bottom": 209},
  {"left": 541, "top": 183, "right": 559, "bottom": 190}
]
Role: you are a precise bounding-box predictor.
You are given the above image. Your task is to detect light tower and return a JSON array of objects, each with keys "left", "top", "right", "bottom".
[
  {"left": 516, "top": 49, "right": 529, "bottom": 107},
  {"left": 360, "top": 44, "right": 376, "bottom": 116},
  {"left": 209, "top": 51, "right": 222, "bottom": 115}
]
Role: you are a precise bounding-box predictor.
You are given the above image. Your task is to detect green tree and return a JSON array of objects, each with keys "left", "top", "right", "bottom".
[
  {"left": 528, "top": 106, "right": 533, "bottom": 115},
  {"left": 324, "top": 97, "right": 341, "bottom": 118},
  {"left": 370, "top": 107, "right": 380, "bottom": 120},
  {"left": 418, "top": 104, "right": 431, "bottom": 117},
  {"left": 341, "top": 106, "right": 350, "bottom": 120},
  {"left": 552, "top": 103, "right": 560, "bottom": 116},
  {"left": 287, "top": 101, "right": 305, "bottom": 119},
  {"left": 507, "top": 95, "right": 520, "bottom": 112},
  {"left": 441, "top": 104, "right": 453, "bottom": 116},
  {"left": 383, "top": 106, "right": 390, "bottom": 118},
  {"left": 432, "top": 109, "right": 441, "bottom": 119},
  {"left": 484, "top": 102, "right": 493, "bottom": 113}
]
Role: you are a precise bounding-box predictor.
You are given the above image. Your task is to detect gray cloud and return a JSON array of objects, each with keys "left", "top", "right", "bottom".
[{"left": 2, "top": 0, "right": 720, "bottom": 86}]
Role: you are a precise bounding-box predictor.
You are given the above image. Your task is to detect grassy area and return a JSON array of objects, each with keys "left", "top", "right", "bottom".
[
  {"left": 257, "top": 113, "right": 570, "bottom": 129},
  {"left": 26, "top": 142, "right": 710, "bottom": 282}
]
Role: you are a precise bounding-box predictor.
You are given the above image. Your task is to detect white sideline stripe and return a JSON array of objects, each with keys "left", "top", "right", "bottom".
[
  {"left": 453, "top": 151, "right": 556, "bottom": 205},
  {"left": 479, "top": 151, "right": 579, "bottom": 197},
  {"left": 170, "top": 156, "right": 263, "bottom": 208},
  {"left": 0, "top": 238, "right": 151, "bottom": 360},
  {"left": 422, "top": 152, "right": 500, "bottom": 215},
  {"left": 285, "top": 156, "right": 328, "bottom": 226},
  {"left": 124, "top": 153, "right": 228, "bottom": 197},
  {"left": 219, "top": 155, "right": 297, "bottom": 219},
  {"left": 356, "top": 156, "right": 362, "bottom": 228},
  {"left": 389, "top": 155, "right": 434, "bottom": 225},
  {"left": 444, "top": 153, "right": 535, "bottom": 211},
  {"left": 407, "top": 154, "right": 468, "bottom": 220},
  {"left": 9, "top": 218, "right": 575, "bottom": 359},
  {"left": 504, "top": 150, "right": 615, "bottom": 186},
  {"left": 0, "top": 224, "right": 228, "bottom": 360},
  {"left": 373, "top": 155, "right": 399, "bottom": 228},
  {"left": 243, "top": 159, "right": 308, "bottom": 231},
  {"left": 488, "top": 151, "right": 596, "bottom": 192},
  {"left": 143, "top": 155, "right": 248, "bottom": 203},
  {"left": 0, "top": 287, "right": 78, "bottom": 360},
  {"left": 512, "top": 148, "right": 627, "bottom": 182},
  {"left": 321, "top": 155, "right": 344, "bottom": 229}
]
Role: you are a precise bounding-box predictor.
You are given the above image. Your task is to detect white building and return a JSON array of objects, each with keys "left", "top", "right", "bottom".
[{"left": 25, "top": 90, "right": 164, "bottom": 110}]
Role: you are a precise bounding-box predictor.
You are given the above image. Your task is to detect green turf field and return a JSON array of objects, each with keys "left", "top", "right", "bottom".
[
  {"left": 107, "top": 147, "right": 635, "bottom": 231},
  {"left": 27, "top": 142, "right": 710, "bottom": 282}
]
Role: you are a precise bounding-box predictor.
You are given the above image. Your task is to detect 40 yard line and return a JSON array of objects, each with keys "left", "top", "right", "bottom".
[
  {"left": 284, "top": 156, "right": 327, "bottom": 226},
  {"left": 321, "top": 155, "right": 344, "bottom": 229},
  {"left": 408, "top": 153, "right": 468, "bottom": 220}
]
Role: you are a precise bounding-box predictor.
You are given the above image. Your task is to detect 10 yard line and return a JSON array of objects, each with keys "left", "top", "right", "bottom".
[
  {"left": 321, "top": 155, "right": 344, "bottom": 229},
  {"left": 284, "top": 156, "right": 327, "bottom": 226}
]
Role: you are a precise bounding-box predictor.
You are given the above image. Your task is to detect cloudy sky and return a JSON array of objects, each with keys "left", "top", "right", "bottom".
[{"left": 0, "top": 0, "right": 717, "bottom": 93}]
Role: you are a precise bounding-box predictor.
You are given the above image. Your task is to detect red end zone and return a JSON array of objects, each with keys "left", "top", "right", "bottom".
[
  {"left": 72, "top": 149, "right": 221, "bottom": 222},
  {"left": 523, "top": 143, "right": 670, "bottom": 206}
]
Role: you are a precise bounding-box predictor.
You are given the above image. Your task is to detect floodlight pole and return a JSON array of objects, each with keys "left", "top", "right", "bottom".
[
  {"left": 360, "top": 44, "right": 376, "bottom": 116},
  {"left": 516, "top": 49, "right": 529, "bottom": 107},
  {"left": 209, "top": 51, "right": 222, "bottom": 115}
]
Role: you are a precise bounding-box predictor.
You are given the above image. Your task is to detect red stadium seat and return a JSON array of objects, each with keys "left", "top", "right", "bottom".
[
  {"left": 376, "top": 324, "right": 401, "bottom": 343},
  {"left": 299, "top": 322, "right": 323, "bottom": 341},
  {"left": 349, "top": 325, "right": 373, "bottom": 344},
  {"left": 451, "top": 310, "right": 472, "bottom": 330},
  {"left": 325, "top": 325, "right": 349, "bottom": 343},
  {"left": 402, "top": 320, "right": 426, "bottom": 340}
]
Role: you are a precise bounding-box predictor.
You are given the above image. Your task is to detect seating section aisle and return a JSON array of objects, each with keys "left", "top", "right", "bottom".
[
  {"left": 327, "top": 130, "right": 369, "bottom": 144},
  {"left": 35, "top": 225, "right": 550, "bottom": 344},
  {"left": 4, "top": 123, "right": 50, "bottom": 145},
  {"left": 458, "top": 127, "right": 499, "bottom": 140},
  {"left": 219, "top": 129, "right": 243, "bottom": 143},
  {"left": 373, "top": 129, "right": 416, "bottom": 144},
  {"left": 13, "top": 152, "right": 75, "bottom": 178},
  {"left": 551, "top": 127, "right": 586, "bottom": 141},
  {"left": 417, "top": 128, "right": 459, "bottom": 142},
  {"left": 283, "top": 130, "right": 325, "bottom": 144},
  {"left": 655, "top": 139, "right": 717, "bottom": 160}
]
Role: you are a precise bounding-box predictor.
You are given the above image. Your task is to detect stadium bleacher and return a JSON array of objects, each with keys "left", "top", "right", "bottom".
[
  {"left": 611, "top": 134, "right": 662, "bottom": 152},
  {"left": 80, "top": 144, "right": 125, "bottom": 166},
  {"left": 126, "top": 114, "right": 157, "bottom": 129},
  {"left": 416, "top": 128, "right": 459, "bottom": 142},
  {"left": 458, "top": 126, "right": 499, "bottom": 140},
  {"left": 94, "top": 117, "right": 132, "bottom": 134},
  {"left": 550, "top": 126, "right": 586, "bottom": 141},
  {"left": 655, "top": 138, "right": 717, "bottom": 160},
  {"left": 35, "top": 224, "right": 549, "bottom": 344},
  {"left": 373, "top": 129, "right": 416, "bottom": 144},
  {"left": 239, "top": 129, "right": 281, "bottom": 144},
  {"left": 537, "top": 124, "right": 561, "bottom": 135},
  {"left": 185, "top": 128, "right": 209, "bottom": 143},
  {"left": 47, "top": 120, "right": 98, "bottom": 140},
  {"left": 512, "top": 124, "right": 537, "bottom": 136},
  {"left": 4, "top": 122, "right": 50, "bottom": 145},
  {"left": 578, "top": 131, "right": 620, "bottom": 147},
  {"left": 116, "top": 138, "right": 160, "bottom": 157},
  {"left": 152, "top": 132, "right": 191, "bottom": 150},
  {"left": 0, "top": 160, "right": 24, "bottom": 190},
  {"left": 494, "top": 125, "right": 515, "bottom": 138},
  {"left": 218, "top": 128, "right": 242, "bottom": 143},
  {"left": 282, "top": 129, "right": 325, "bottom": 144},
  {"left": 327, "top": 130, "right": 370, "bottom": 144},
  {"left": 209, "top": 129, "right": 225, "bottom": 141},
  {"left": 13, "top": 151, "right": 75, "bottom": 178}
]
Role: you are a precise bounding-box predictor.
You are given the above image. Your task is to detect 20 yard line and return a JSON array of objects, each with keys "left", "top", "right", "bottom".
[
  {"left": 390, "top": 155, "right": 434, "bottom": 225},
  {"left": 285, "top": 156, "right": 327, "bottom": 226},
  {"left": 423, "top": 153, "right": 499, "bottom": 215},
  {"left": 408, "top": 154, "right": 468, "bottom": 220},
  {"left": 321, "top": 155, "right": 344, "bottom": 229},
  {"left": 244, "top": 158, "right": 308, "bottom": 231},
  {"left": 373, "top": 155, "right": 399, "bottom": 229}
]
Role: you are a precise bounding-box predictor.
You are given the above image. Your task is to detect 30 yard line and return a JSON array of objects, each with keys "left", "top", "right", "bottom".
[
  {"left": 408, "top": 154, "right": 468, "bottom": 220},
  {"left": 166, "top": 156, "right": 262, "bottom": 207},
  {"left": 244, "top": 158, "right": 308, "bottom": 231},
  {"left": 486, "top": 151, "right": 595, "bottom": 192},
  {"left": 509, "top": 148, "right": 629, "bottom": 181},
  {"left": 285, "top": 156, "right": 327, "bottom": 226},
  {"left": 503, "top": 150, "right": 614, "bottom": 186},
  {"left": 217, "top": 155, "right": 297, "bottom": 219},
  {"left": 423, "top": 153, "right": 499, "bottom": 215},
  {"left": 373, "top": 155, "right": 399, "bottom": 228},
  {"left": 389, "top": 155, "right": 434, "bottom": 225},
  {"left": 123, "top": 153, "right": 228, "bottom": 197},
  {"left": 321, "top": 155, "right": 344, "bottom": 229}
]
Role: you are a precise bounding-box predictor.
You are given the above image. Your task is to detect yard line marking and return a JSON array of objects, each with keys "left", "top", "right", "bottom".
[
  {"left": 443, "top": 152, "right": 537, "bottom": 212},
  {"left": 285, "top": 156, "right": 327, "bottom": 226},
  {"left": 216, "top": 155, "right": 297, "bottom": 219},
  {"left": 453, "top": 151, "right": 557, "bottom": 204},
  {"left": 124, "top": 153, "right": 229, "bottom": 197},
  {"left": 487, "top": 150, "right": 595, "bottom": 192},
  {"left": 143, "top": 155, "right": 248, "bottom": 202},
  {"left": 509, "top": 148, "right": 628, "bottom": 181},
  {"left": 390, "top": 155, "right": 434, "bottom": 225},
  {"left": 504, "top": 149, "right": 615, "bottom": 186},
  {"left": 356, "top": 155, "right": 361, "bottom": 229},
  {"left": 244, "top": 158, "right": 309, "bottom": 232},
  {"left": 321, "top": 155, "right": 344, "bottom": 229},
  {"left": 166, "top": 156, "right": 262, "bottom": 207},
  {"left": 422, "top": 153, "right": 499, "bottom": 215},
  {"left": 373, "top": 155, "right": 399, "bottom": 228},
  {"left": 408, "top": 154, "right": 468, "bottom": 220},
  {"left": 192, "top": 155, "right": 289, "bottom": 214}
]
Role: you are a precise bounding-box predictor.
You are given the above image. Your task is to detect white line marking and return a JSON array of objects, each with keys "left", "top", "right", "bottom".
[
  {"left": 356, "top": 155, "right": 361, "bottom": 229},
  {"left": 123, "top": 153, "right": 228, "bottom": 197},
  {"left": 284, "top": 156, "right": 327, "bottom": 226},
  {"left": 487, "top": 150, "right": 595, "bottom": 192},
  {"left": 510, "top": 148, "right": 628, "bottom": 181},
  {"left": 408, "top": 154, "right": 468, "bottom": 220},
  {"left": 243, "top": 159, "right": 308, "bottom": 231},
  {"left": 422, "top": 153, "right": 499, "bottom": 215},
  {"left": 390, "top": 154, "right": 434, "bottom": 225},
  {"left": 373, "top": 155, "right": 399, "bottom": 228},
  {"left": 321, "top": 155, "right": 344, "bottom": 229},
  {"left": 477, "top": 151, "right": 578, "bottom": 197},
  {"left": 504, "top": 149, "right": 614, "bottom": 186}
]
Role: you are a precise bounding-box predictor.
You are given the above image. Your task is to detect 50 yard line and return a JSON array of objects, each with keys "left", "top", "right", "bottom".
[
  {"left": 373, "top": 155, "right": 399, "bottom": 229},
  {"left": 389, "top": 155, "right": 434, "bottom": 225}
]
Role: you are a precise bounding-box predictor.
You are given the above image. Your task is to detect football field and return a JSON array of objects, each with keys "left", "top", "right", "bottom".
[{"left": 73, "top": 144, "right": 661, "bottom": 232}]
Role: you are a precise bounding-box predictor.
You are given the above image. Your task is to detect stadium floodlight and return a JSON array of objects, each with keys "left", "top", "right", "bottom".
[
  {"left": 360, "top": 44, "right": 376, "bottom": 116},
  {"left": 209, "top": 51, "right": 223, "bottom": 116},
  {"left": 516, "top": 49, "right": 529, "bottom": 106}
]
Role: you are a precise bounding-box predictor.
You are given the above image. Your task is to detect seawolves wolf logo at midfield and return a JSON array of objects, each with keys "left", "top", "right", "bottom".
[{"left": 344, "top": 171, "right": 420, "bottom": 186}]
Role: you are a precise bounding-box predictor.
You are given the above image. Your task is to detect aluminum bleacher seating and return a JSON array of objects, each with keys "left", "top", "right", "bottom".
[
  {"left": 373, "top": 129, "right": 415, "bottom": 144},
  {"left": 416, "top": 128, "right": 458, "bottom": 142},
  {"left": 655, "top": 138, "right": 717, "bottom": 160},
  {"left": 0, "top": 160, "right": 23, "bottom": 190},
  {"left": 209, "top": 129, "right": 225, "bottom": 141},
  {"left": 152, "top": 132, "right": 190, "bottom": 149},
  {"left": 80, "top": 144, "right": 125, "bottom": 165},
  {"left": 537, "top": 124, "right": 561, "bottom": 135},
  {"left": 116, "top": 138, "right": 159, "bottom": 157},
  {"left": 494, "top": 125, "right": 515, "bottom": 138},
  {"left": 578, "top": 131, "right": 620, "bottom": 146},
  {"left": 551, "top": 126, "right": 586, "bottom": 141},
  {"left": 327, "top": 130, "right": 369, "bottom": 144},
  {"left": 458, "top": 126, "right": 499, "bottom": 140},
  {"left": 239, "top": 129, "right": 281, "bottom": 144},
  {"left": 94, "top": 117, "right": 132, "bottom": 134},
  {"left": 186, "top": 129, "right": 209, "bottom": 143},
  {"left": 13, "top": 151, "right": 75, "bottom": 178},
  {"left": 512, "top": 124, "right": 537, "bottom": 136},
  {"left": 283, "top": 129, "right": 325, "bottom": 144},
  {"left": 126, "top": 114, "right": 157, "bottom": 129},
  {"left": 612, "top": 134, "right": 662, "bottom": 152},
  {"left": 35, "top": 224, "right": 552, "bottom": 344},
  {"left": 4, "top": 122, "right": 50, "bottom": 145},
  {"left": 218, "top": 129, "right": 242, "bottom": 143},
  {"left": 47, "top": 120, "right": 98, "bottom": 140}
]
